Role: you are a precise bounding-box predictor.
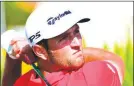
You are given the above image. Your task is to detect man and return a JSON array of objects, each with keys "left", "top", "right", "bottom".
[{"left": 2, "top": 2, "right": 124, "bottom": 86}]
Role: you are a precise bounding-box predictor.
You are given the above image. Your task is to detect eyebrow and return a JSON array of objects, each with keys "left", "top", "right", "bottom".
[
  {"left": 66, "top": 24, "right": 79, "bottom": 34},
  {"left": 61, "top": 25, "right": 79, "bottom": 38},
  {"left": 56, "top": 24, "right": 79, "bottom": 42},
  {"left": 58, "top": 32, "right": 68, "bottom": 41}
]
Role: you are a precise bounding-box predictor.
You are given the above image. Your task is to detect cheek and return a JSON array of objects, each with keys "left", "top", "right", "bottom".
[
  {"left": 49, "top": 43, "right": 84, "bottom": 69},
  {"left": 79, "top": 39, "right": 82, "bottom": 46},
  {"left": 51, "top": 47, "right": 84, "bottom": 66},
  {"left": 50, "top": 46, "right": 72, "bottom": 64}
]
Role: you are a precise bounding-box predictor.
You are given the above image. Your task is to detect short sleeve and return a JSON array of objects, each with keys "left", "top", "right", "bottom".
[{"left": 82, "top": 61, "right": 121, "bottom": 86}]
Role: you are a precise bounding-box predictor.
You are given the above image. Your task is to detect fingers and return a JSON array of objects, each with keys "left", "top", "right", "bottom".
[
  {"left": 9, "top": 37, "right": 36, "bottom": 64},
  {"left": 16, "top": 53, "right": 20, "bottom": 59},
  {"left": 10, "top": 37, "right": 26, "bottom": 45},
  {"left": 11, "top": 38, "right": 28, "bottom": 55},
  {"left": 10, "top": 40, "right": 17, "bottom": 45}
]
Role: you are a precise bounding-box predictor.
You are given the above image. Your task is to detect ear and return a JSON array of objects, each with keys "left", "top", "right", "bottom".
[{"left": 32, "top": 44, "right": 48, "bottom": 60}]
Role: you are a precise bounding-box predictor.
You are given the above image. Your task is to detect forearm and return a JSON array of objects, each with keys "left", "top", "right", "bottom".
[
  {"left": 84, "top": 47, "right": 123, "bottom": 62},
  {"left": 2, "top": 53, "right": 22, "bottom": 86}
]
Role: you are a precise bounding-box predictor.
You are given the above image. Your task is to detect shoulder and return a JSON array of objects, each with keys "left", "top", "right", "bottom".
[
  {"left": 83, "top": 47, "right": 124, "bottom": 83},
  {"left": 83, "top": 61, "right": 118, "bottom": 75},
  {"left": 82, "top": 61, "right": 121, "bottom": 86}
]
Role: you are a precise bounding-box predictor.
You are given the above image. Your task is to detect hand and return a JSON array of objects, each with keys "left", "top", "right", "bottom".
[{"left": 10, "top": 37, "right": 36, "bottom": 64}]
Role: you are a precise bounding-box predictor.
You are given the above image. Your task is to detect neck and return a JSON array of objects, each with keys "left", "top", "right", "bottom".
[{"left": 37, "top": 59, "right": 63, "bottom": 74}]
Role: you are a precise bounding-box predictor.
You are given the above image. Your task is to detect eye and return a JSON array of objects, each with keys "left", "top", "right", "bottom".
[{"left": 74, "top": 29, "right": 80, "bottom": 34}]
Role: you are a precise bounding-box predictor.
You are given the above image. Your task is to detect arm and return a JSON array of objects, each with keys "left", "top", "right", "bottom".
[
  {"left": 2, "top": 38, "right": 36, "bottom": 86},
  {"left": 83, "top": 47, "right": 125, "bottom": 84},
  {"left": 2, "top": 53, "right": 22, "bottom": 86}
]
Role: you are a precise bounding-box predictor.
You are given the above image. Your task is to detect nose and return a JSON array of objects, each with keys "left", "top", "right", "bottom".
[{"left": 70, "top": 37, "right": 80, "bottom": 49}]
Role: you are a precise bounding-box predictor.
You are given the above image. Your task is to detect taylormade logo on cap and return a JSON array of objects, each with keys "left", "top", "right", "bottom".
[{"left": 47, "top": 10, "right": 72, "bottom": 25}]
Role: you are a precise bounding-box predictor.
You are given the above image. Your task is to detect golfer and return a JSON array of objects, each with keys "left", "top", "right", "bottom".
[{"left": 2, "top": 2, "right": 124, "bottom": 86}]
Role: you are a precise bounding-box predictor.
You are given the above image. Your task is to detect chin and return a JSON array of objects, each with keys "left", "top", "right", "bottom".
[
  {"left": 63, "top": 61, "right": 84, "bottom": 71},
  {"left": 73, "top": 60, "right": 85, "bottom": 69},
  {"left": 76, "top": 57, "right": 85, "bottom": 65}
]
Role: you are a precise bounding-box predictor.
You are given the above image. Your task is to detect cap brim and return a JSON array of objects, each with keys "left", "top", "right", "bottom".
[{"left": 77, "top": 18, "right": 90, "bottom": 23}]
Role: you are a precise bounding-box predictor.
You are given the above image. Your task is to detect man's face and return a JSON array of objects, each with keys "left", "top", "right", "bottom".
[{"left": 47, "top": 24, "right": 85, "bottom": 70}]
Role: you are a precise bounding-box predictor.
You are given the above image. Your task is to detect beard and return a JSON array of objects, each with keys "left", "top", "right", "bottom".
[
  {"left": 48, "top": 52, "right": 84, "bottom": 71},
  {"left": 49, "top": 53, "right": 72, "bottom": 68}
]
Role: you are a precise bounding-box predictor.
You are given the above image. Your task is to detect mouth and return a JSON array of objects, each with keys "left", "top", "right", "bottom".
[
  {"left": 73, "top": 50, "right": 80, "bottom": 55},
  {"left": 73, "top": 51, "right": 83, "bottom": 59},
  {"left": 73, "top": 50, "right": 83, "bottom": 56}
]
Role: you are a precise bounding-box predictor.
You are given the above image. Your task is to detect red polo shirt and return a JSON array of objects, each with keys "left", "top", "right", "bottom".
[{"left": 14, "top": 61, "right": 121, "bottom": 86}]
